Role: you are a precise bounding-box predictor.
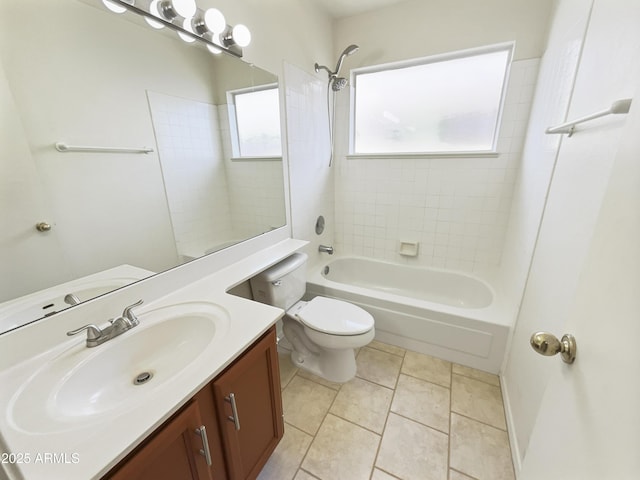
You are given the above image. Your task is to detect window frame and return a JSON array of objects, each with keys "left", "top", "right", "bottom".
[
  {"left": 349, "top": 42, "right": 514, "bottom": 158},
  {"left": 227, "top": 82, "right": 282, "bottom": 160}
]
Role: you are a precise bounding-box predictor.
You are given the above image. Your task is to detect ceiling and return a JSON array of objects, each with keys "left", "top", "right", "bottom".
[{"left": 311, "top": 0, "right": 407, "bottom": 18}]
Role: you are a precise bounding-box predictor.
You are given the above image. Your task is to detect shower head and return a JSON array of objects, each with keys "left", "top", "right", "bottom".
[
  {"left": 314, "top": 44, "right": 360, "bottom": 79},
  {"left": 331, "top": 77, "right": 348, "bottom": 91},
  {"left": 334, "top": 44, "right": 359, "bottom": 76}
]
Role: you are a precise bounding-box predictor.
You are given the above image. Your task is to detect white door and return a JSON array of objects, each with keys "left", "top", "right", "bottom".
[
  {"left": 519, "top": 2, "right": 640, "bottom": 476},
  {"left": 0, "top": 61, "right": 70, "bottom": 301}
]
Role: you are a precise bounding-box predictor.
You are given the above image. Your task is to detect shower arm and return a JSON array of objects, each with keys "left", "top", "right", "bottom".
[{"left": 314, "top": 63, "right": 336, "bottom": 78}]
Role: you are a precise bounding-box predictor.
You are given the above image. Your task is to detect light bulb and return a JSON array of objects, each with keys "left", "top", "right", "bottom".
[
  {"left": 204, "top": 8, "right": 226, "bottom": 34},
  {"left": 102, "top": 0, "right": 127, "bottom": 13},
  {"left": 145, "top": 0, "right": 165, "bottom": 29},
  {"left": 232, "top": 24, "right": 251, "bottom": 47},
  {"left": 171, "top": 0, "right": 196, "bottom": 19},
  {"left": 207, "top": 33, "right": 222, "bottom": 54},
  {"left": 207, "top": 44, "right": 222, "bottom": 55},
  {"left": 177, "top": 18, "right": 196, "bottom": 43}
]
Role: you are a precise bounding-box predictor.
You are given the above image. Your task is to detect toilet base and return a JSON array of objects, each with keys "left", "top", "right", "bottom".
[
  {"left": 282, "top": 316, "right": 373, "bottom": 383},
  {"left": 289, "top": 347, "right": 357, "bottom": 383}
]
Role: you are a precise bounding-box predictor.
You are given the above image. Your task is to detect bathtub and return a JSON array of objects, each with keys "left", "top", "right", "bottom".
[{"left": 306, "top": 256, "right": 510, "bottom": 374}]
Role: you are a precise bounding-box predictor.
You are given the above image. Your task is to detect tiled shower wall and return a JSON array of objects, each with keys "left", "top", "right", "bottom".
[
  {"left": 217, "top": 106, "right": 287, "bottom": 240},
  {"left": 333, "top": 59, "right": 540, "bottom": 273},
  {"left": 147, "top": 91, "right": 233, "bottom": 260}
]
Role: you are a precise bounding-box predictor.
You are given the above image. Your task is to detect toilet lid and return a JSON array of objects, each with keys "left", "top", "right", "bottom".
[{"left": 297, "top": 297, "right": 374, "bottom": 335}]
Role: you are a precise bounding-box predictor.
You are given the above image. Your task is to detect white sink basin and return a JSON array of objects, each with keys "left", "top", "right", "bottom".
[{"left": 8, "top": 301, "right": 229, "bottom": 434}]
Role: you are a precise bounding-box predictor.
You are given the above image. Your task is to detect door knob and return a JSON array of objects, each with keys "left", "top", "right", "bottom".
[
  {"left": 530, "top": 332, "right": 577, "bottom": 364},
  {"left": 35, "top": 222, "right": 52, "bottom": 232}
]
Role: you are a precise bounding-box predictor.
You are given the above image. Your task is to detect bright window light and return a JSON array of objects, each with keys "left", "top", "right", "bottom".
[
  {"left": 230, "top": 86, "right": 282, "bottom": 157},
  {"left": 352, "top": 44, "right": 512, "bottom": 155}
]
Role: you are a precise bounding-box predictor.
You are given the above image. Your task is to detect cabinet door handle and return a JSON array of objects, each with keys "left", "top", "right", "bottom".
[
  {"left": 195, "top": 425, "right": 213, "bottom": 466},
  {"left": 224, "top": 393, "right": 241, "bottom": 431}
]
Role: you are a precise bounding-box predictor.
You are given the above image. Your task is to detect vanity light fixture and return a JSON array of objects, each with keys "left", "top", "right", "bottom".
[
  {"left": 223, "top": 24, "right": 251, "bottom": 48},
  {"left": 145, "top": 0, "right": 166, "bottom": 28},
  {"left": 192, "top": 8, "right": 226, "bottom": 35},
  {"left": 177, "top": 18, "right": 197, "bottom": 43},
  {"left": 102, "top": 0, "right": 251, "bottom": 57},
  {"left": 155, "top": 0, "right": 197, "bottom": 21}
]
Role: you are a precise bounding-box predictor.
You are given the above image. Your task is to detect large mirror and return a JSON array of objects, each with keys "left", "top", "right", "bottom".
[{"left": 0, "top": 0, "right": 286, "bottom": 332}]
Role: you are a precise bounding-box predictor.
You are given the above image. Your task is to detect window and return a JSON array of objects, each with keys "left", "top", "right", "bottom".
[
  {"left": 228, "top": 84, "right": 282, "bottom": 158},
  {"left": 352, "top": 44, "right": 513, "bottom": 155}
]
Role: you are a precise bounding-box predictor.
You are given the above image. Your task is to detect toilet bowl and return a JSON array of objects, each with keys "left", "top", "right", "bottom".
[
  {"left": 283, "top": 297, "right": 375, "bottom": 382},
  {"left": 249, "top": 253, "right": 375, "bottom": 383}
]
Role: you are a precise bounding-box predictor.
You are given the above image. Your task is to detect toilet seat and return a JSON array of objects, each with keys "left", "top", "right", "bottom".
[{"left": 296, "top": 297, "right": 373, "bottom": 336}]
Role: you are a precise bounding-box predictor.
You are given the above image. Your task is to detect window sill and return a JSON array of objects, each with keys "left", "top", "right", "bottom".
[
  {"left": 347, "top": 152, "right": 501, "bottom": 160},
  {"left": 230, "top": 156, "right": 282, "bottom": 162}
]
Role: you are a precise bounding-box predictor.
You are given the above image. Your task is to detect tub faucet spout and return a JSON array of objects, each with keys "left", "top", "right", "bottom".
[{"left": 318, "top": 245, "right": 334, "bottom": 255}]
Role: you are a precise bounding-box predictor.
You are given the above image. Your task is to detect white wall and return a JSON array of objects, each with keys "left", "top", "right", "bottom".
[
  {"left": 333, "top": 0, "right": 554, "bottom": 65},
  {"left": 0, "top": 61, "right": 71, "bottom": 300},
  {"left": 147, "top": 92, "right": 233, "bottom": 260},
  {"left": 502, "top": 0, "right": 640, "bottom": 471}
]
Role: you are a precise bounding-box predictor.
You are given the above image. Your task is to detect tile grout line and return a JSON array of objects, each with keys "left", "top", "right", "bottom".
[{"left": 368, "top": 348, "right": 404, "bottom": 480}]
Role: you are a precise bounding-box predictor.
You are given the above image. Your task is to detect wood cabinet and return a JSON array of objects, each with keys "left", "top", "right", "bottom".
[
  {"left": 213, "top": 327, "right": 284, "bottom": 480},
  {"left": 107, "top": 401, "right": 212, "bottom": 480},
  {"left": 106, "top": 326, "right": 283, "bottom": 480}
]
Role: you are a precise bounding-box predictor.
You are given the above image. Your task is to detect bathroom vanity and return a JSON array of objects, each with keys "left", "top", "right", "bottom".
[
  {"left": 107, "top": 327, "right": 283, "bottom": 480},
  {"left": 0, "top": 239, "right": 306, "bottom": 480}
]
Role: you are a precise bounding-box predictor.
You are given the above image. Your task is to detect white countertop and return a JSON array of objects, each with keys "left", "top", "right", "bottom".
[{"left": 0, "top": 239, "right": 306, "bottom": 480}]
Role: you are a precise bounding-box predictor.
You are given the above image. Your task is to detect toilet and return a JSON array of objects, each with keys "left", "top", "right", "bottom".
[{"left": 250, "top": 253, "right": 374, "bottom": 383}]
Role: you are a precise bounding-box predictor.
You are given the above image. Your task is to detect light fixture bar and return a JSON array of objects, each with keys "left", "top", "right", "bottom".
[{"left": 104, "top": 0, "right": 243, "bottom": 57}]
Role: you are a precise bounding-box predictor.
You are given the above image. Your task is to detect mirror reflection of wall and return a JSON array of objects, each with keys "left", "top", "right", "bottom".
[{"left": 0, "top": 0, "right": 286, "bottom": 330}]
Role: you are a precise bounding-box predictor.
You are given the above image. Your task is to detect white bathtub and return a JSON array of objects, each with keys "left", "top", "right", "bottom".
[{"left": 306, "top": 256, "right": 510, "bottom": 374}]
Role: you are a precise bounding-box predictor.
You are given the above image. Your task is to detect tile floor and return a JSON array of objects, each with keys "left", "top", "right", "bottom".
[{"left": 258, "top": 340, "right": 514, "bottom": 480}]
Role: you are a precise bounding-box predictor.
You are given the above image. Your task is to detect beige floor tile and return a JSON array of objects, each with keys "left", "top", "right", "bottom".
[
  {"left": 401, "top": 350, "right": 452, "bottom": 388},
  {"left": 294, "top": 470, "right": 320, "bottom": 480},
  {"left": 452, "top": 364, "right": 500, "bottom": 387},
  {"left": 451, "top": 374, "right": 506, "bottom": 430},
  {"left": 302, "top": 414, "right": 380, "bottom": 480},
  {"left": 391, "top": 374, "right": 450, "bottom": 433},
  {"left": 282, "top": 376, "right": 337, "bottom": 435},
  {"left": 356, "top": 347, "right": 403, "bottom": 388},
  {"left": 330, "top": 377, "right": 393, "bottom": 434},
  {"left": 449, "top": 469, "right": 476, "bottom": 480},
  {"left": 369, "top": 340, "right": 406, "bottom": 357},
  {"left": 296, "top": 368, "right": 343, "bottom": 390},
  {"left": 376, "top": 413, "right": 448, "bottom": 480},
  {"left": 372, "top": 468, "right": 400, "bottom": 479},
  {"left": 450, "top": 414, "right": 514, "bottom": 480},
  {"left": 279, "top": 352, "right": 299, "bottom": 389},
  {"left": 257, "top": 424, "right": 312, "bottom": 480}
]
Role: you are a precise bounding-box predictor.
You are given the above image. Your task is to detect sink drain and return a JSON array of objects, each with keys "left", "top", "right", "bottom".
[{"left": 133, "top": 371, "right": 153, "bottom": 385}]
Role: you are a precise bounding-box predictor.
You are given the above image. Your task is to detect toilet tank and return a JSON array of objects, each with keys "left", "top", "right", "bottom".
[{"left": 250, "top": 253, "right": 308, "bottom": 310}]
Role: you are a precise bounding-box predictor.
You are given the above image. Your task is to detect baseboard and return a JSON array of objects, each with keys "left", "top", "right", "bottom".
[{"left": 501, "top": 375, "right": 523, "bottom": 477}]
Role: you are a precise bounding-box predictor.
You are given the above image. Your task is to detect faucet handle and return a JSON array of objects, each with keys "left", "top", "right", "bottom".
[
  {"left": 122, "top": 300, "right": 143, "bottom": 326},
  {"left": 66, "top": 324, "right": 103, "bottom": 340}
]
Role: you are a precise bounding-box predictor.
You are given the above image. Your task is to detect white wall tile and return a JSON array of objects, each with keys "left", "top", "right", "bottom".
[{"left": 332, "top": 57, "right": 539, "bottom": 272}]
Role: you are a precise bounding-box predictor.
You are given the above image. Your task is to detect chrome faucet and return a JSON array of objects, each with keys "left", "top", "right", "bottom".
[
  {"left": 66, "top": 300, "right": 143, "bottom": 347},
  {"left": 318, "top": 245, "right": 334, "bottom": 255}
]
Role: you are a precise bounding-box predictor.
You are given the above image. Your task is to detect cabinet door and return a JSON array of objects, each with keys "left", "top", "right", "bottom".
[
  {"left": 213, "top": 327, "right": 284, "bottom": 480},
  {"left": 107, "top": 401, "right": 213, "bottom": 480}
]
